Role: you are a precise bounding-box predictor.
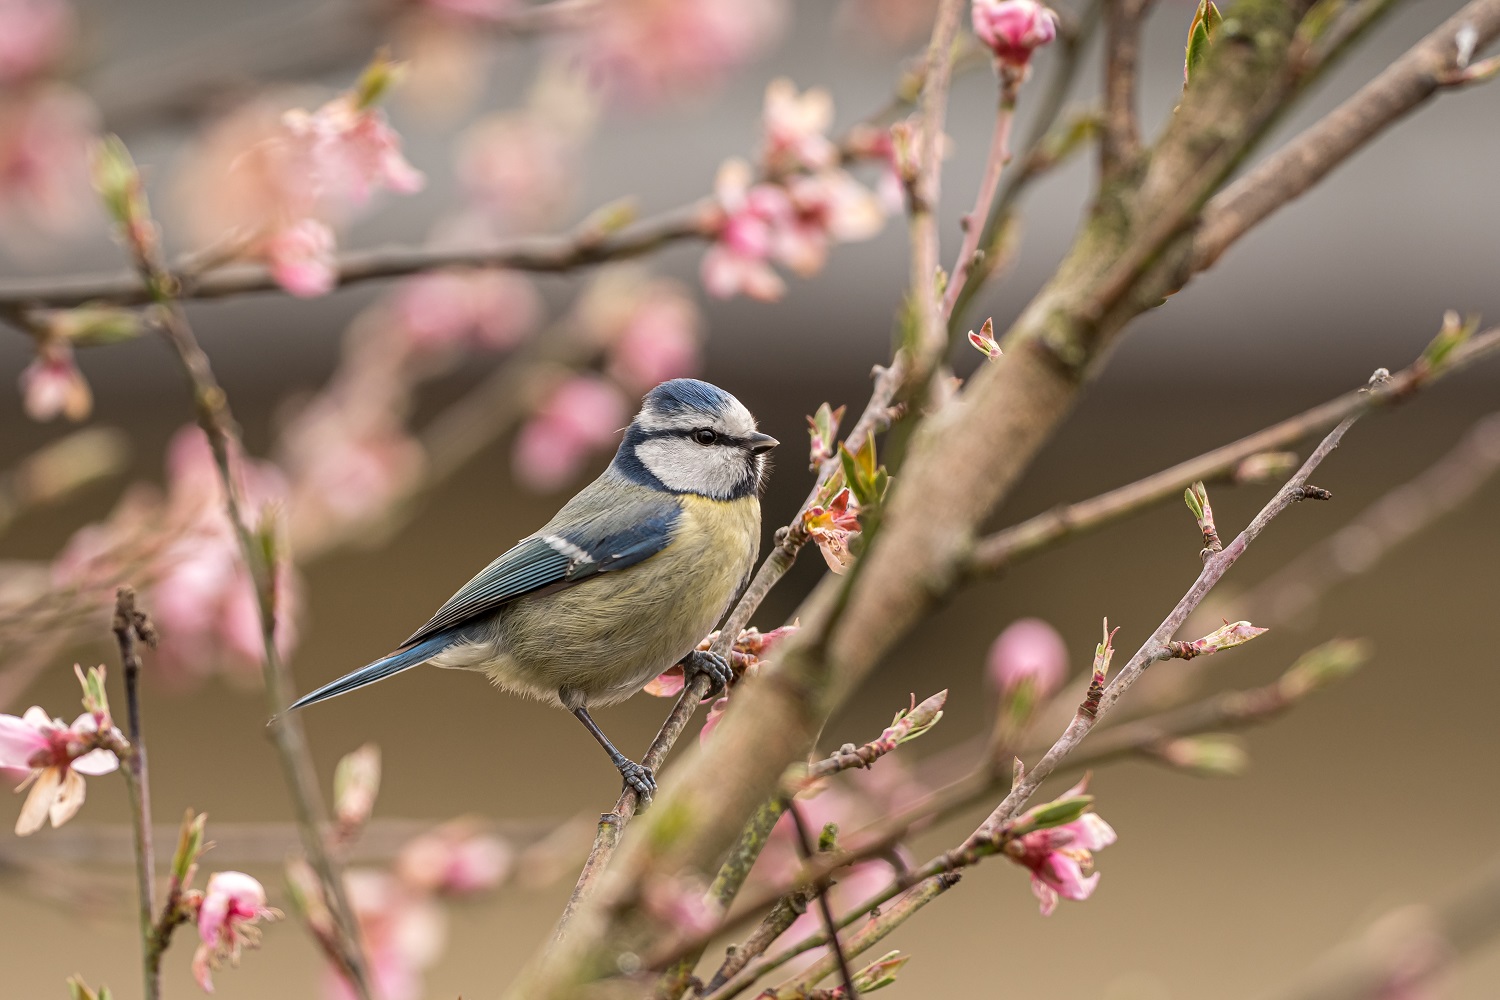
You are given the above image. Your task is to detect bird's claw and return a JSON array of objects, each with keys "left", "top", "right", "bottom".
[
  {"left": 682, "top": 649, "right": 733, "bottom": 698},
  {"left": 618, "top": 759, "right": 656, "bottom": 804}
]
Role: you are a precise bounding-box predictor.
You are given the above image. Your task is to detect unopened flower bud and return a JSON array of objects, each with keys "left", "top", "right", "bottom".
[
  {"left": 1158, "top": 735, "right": 1248, "bottom": 777},
  {"left": 972, "top": 0, "right": 1059, "bottom": 74},
  {"left": 1173, "top": 620, "right": 1268, "bottom": 659},
  {"left": 1278, "top": 638, "right": 1371, "bottom": 700},
  {"left": 853, "top": 951, "right": 911, "bottom": 993},
  {"left": 1233, "top": 451, "right": 1299, "bottom": 484},
  {"left": 73, "top": 664, "right": 110, "bottom": 727},
  {"left": 968, "top": 317, "right": 1003, "bottom": 360},
  {"left": 334, "top": 743, "right": 381, "bottom": 830}
]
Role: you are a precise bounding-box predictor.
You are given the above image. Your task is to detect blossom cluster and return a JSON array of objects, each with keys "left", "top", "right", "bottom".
[{"left": 700, "top": 80, "right": 888, "bottom": 301}]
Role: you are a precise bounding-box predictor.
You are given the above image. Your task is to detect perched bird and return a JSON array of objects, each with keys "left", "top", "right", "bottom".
[{"left": 289, "top": 379, "right": 777, "bottom": 799}]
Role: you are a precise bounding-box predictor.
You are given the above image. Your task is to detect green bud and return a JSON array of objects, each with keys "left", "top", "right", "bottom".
[
  {"left": 49, "top": 305, "right": 145, "bottom": 346},
  {"left": 577, "top": 197, "right": 639, "bottom": 239},
  {"left": 1279, "top": 638, "right": 1371, "bottom": 700},
  {"left": 171, "top": 809, "right": 207, "bottom": 885},
  {"left": 1421, "top": 309, "right": 1478, "bottom": 373},
  {"left": 1159, "top": 735, "right": 1249, "bottom": 777},
  {"left": 353, "top": 50, "right": 404, "bottom": 109},
  {"left": 91, "top": 135, "right": 141, "bottom": 227},
  {"left": 818, "top": 822, "right": 839, "bottom": 853},
  {"left": 1184, "top": 0, "right": 1223, "bottom": 85},
  {"left": 1008, "top": 795, "right": 1094, "bottom": 838},
  {"left": 852, "top": 951, "right": 910, "bottom": 993}
]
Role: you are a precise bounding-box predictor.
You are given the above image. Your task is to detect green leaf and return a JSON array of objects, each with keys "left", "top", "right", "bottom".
[
  {"left": 1184, "top": 1, "right": 1223, "bottom": 85},
  {"left": 1007, "top": 795, "right": 1094, "bottom": 838}
]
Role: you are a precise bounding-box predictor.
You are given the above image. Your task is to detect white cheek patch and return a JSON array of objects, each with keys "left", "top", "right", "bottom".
[{"left": 635, "top": 438, "right": 747, "bottom": 499}]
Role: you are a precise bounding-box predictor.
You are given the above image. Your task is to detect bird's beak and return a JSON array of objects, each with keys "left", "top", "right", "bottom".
[{"left": 748, "top": 432, "right": 779, "bottom": 454}]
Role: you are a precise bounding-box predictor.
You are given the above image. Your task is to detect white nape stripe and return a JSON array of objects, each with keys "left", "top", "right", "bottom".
[{"left": 542, "top": 534, "right": 594, "bottom": 567}]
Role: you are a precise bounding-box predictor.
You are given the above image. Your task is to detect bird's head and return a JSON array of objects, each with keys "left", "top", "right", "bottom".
[{"left": 615, "top": 379, "right": 778, "bottom": 500}]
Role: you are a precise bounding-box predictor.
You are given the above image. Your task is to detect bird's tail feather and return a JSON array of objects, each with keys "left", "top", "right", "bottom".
[{"left": 289, "top": 633, "right": 456, "bottom": 710}]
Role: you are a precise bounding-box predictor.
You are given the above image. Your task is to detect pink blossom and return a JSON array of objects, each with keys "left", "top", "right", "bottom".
[
  {"left": 0, "top": 705, "right": 118, "bottom": 835},
  {"left": 971, "top": 0, "right": 1059, "bottom": 72},
  {"left": 458, "top": 113, "right": 579, "bottom": 234},
  {"left": 511, "top": 376, "right": 628, "bottom": 492},
  {"left": 571, "top": 272, "right": 702, "bottom": 392},
  {"left": 700, "top": 159, "right": 792, "bottom": 301},
  {"left": 175, "top": 86, "right": 421, "bottom": 283},
  {"left": 193, "top": 871, "right": 280, "bottom": 993},
  {"left": 150, "top": 427, "right": 299, "bottom": 683},
  {"left": 396, "top": 820, "right": 512, "bottom": 896},
  {"left": 761, "top": 78, "right": 836, "bottom": 174},
  {"left": 987, "top": 617, "right": 1067, "bottom": 700},
  {"left": 264, "top": 219, "right": 337, "bottom": 297},
  {"left": 802, "top": 486, "right": 862, "bottom": 573},
  {"left": 18, "top": 339, "right": 90, "bottom": 421},
  {"left": 393, "top": 269, "right": 541, "bottom": 354},
  {"left": 576, "top": 0, "right": 787, "bottom": 105},
  {"left": 773, "top": 169, "right": 884, "bottom": 278},
  {"left": 698, "top": 696, "right": 728, "bottom": 744},
  {"left": 0, "top": 0, "right": 74, "bottom": 84},
  {"left": 327, "top": 870, "right": 446, "bottom": 1000},
  {"left": 281, "top": 96, "right": 424, "bottom": 207},
  {"left": 0, "top": 85, "right": 97, "bottom": 238},
  {"left": 641, "top": 875, "right": 721, "bottom": 937},
  {"left": 608, "top": 296, "right": 701, "bottom": 391},
  {"left": 1006, "top": 808, "right": 1116, "bottom": 916}
]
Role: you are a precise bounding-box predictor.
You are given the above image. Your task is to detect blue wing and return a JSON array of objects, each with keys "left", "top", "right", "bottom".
[
  {"left": 288, "top": 481, "right": 682, "bottom": 712},
  {"left": 401, "top": 488, "right": 682, "bottom": 647}
]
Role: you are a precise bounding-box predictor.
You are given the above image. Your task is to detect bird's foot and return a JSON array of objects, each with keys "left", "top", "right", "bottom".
[
  {"left": 682, "top": 649, "right": 733, "bottom": 698},
  {"left": 617, "top": 758, "right": 657, "bottom": 804}
]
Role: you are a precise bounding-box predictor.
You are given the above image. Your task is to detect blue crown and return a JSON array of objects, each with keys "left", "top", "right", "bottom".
[{"left": 643, "top": 378, "right": 737, "bottom": 417}]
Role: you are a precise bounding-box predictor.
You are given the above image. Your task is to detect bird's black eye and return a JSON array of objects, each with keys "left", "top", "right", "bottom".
[{"left": 693, "top": 428, "right": 718, "bottom": 445}]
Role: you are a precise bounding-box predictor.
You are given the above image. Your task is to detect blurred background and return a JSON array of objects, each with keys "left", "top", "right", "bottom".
[{"left": 1, "top": 0, "right": 1498, "bottom": 997}]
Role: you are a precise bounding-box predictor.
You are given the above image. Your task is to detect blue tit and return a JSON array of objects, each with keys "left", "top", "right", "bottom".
[{"left": 289, "top": 378, "right": 778, "bottom": 799}]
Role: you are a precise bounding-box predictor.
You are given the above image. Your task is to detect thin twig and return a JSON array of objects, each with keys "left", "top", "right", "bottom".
[
  {"left": 761, "top": 873, "right": 960, "bottom": 1000},
  {"left": 940, "top": 81, "right": 1017, "bottom": 319},
  {"left": 1264, "top": 856, "right": 1500, "bottom": 1000},
  {"left": 103, "top": 144, "right": 374, "bottom": 1000},
  {"left": 1195, "top": 0, "right": 1500, "bottom": 271},
  {"left": 965, "top": 326, "right": 1500, "bottom": 577},
  {"left": 784, "top": 802, "right": 857, "bottom": 1000},
  {"left": 0, "top": 205, "right": 714, "bottom": 312},
  {"left": 111, "top": 586, "right": 160, "bottom": 1000}
]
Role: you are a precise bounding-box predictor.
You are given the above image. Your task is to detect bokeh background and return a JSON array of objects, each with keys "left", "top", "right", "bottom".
[{"left": 2, "top": 0, "right": 1499, "bottom": 997}]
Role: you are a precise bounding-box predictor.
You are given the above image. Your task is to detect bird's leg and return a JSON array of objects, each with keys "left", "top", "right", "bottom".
[
  {"left": 572, "top": 706, "right": 656, "bottom": 802},
  {"left": 681, "top": 649, "right": 733, "bottom": 698}
]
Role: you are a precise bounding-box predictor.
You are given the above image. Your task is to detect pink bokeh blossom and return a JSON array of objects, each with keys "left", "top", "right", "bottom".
[
  {"left": 774, "top": 169, "right": 884, "bottom": 278},
  {"left": 987, "top": 617, "right": 1068, "bottom": 701},
  {"left": 575, "top": 269, "right": 703, "bottom": 392},
  {"left": 511, "top": 376, "right": 628, "bottom": 492},
  {"left": 264, "top": 218, "right": 338, "bottom": 298},
  {"left": 761, "top": 78, "right": 836, "bottom": 175},
  {"left": 328, "top": 870, "right": 446, "bottom": 1000},
  {"left": 150, "top": 427, "right": 300, "bottom": 683},
  {"left": 18, "top": 339, "right": 90, "bottom": 421},
  {"left": 0, "top": 0, "right": 74, "bottom": 84},
  {"left": 0, "top": 705, "right": 118, "bottom": 835},
  {"left": 193, "top": 871, "right": 279, "bottom": 993},
  {"left": 393, "top": 269, "right": 541, "bottom": 354},
  {"left": 0, "top": 85, "right": 97, "bottom": 237},
  {"left": 700, "top": 159, "right": 793, "bottom": 301},
  {"left": 576, "top": 0, "right": 787, "bottom": 104},
  {"left": 396, "top": 820, "right": 512, "bottom": 896}
]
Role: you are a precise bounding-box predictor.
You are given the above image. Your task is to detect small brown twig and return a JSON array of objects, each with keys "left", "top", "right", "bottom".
[
  {"left": 1195, "top": 0, "right": 1500, "bottom": 271},
  {"left": 111, "top": 586, "right": 160, "bottom": 1000},
  {"left": 784, "top": 803, "right": 857, "bottom": 1000},
  {"left": 965, "top": 326, "right": 1500, "bottom": 578},
  {"left": 98, "top": 139, "right": 373, "bottom": 1000}
]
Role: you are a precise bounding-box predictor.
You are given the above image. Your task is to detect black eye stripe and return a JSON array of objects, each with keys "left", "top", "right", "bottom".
[{"left": 636, "top": 428, "right": 748, "bottom": 447}]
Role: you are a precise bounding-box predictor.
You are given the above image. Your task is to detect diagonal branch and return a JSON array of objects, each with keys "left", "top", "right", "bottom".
[
  {"left": 1100, "top": 0, "right": 1152, "bottom": 179},
  {"left": 1195, "top": 0, "right": 1500, "bottom": 269}
]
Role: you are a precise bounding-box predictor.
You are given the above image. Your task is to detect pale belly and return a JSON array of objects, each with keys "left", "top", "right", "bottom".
[{"left": 434, "top": 495, "right": 760, "bottom": 709}]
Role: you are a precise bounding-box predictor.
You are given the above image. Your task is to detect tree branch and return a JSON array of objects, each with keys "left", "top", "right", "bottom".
[
  {"left": 966, "top": 326, "right": 1500, "bottom": 576},
  {"left": 1100, "top": 0, "right": 1151, "bottom": 179},
  {"left": 1195, "top": 0, "right": 1500, "bottom": 270}
]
